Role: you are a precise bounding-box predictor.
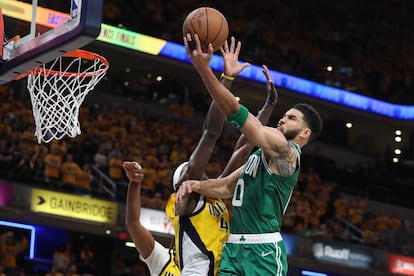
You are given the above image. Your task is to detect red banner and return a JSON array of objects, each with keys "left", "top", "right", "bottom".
[{"left": 388, "top": 253, "right": 414, "bottom": 275}]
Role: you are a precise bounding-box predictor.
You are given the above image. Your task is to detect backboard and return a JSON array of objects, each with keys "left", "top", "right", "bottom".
[{"left": 0, "top": 0, "right": 103, "bottom": 85}]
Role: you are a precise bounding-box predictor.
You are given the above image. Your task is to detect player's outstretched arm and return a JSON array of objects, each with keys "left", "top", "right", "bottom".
[
  {"left": 123, "top": 161, "right": 155, "bottom": 259},
  {"left": 184, "top": 33, "right": 240, "bottom": 116},
  {"left": 176, "top": 166, "right": 243, "bottom": 203},
  {"left": 221, "top": 64, "right": 278, "bottom": 177},
  {"left": 185, "top": 35, "right": 250, "bottom": 179},
  {"left": 175, "top": 36, "right": 249, "bottom": 215},
  {"left": 184, "top": 34, "right": 287, "bottom": 158}
]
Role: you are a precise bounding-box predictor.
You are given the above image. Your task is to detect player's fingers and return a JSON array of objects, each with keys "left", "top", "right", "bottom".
[
  {"left": 193, "top": 34, "right": 203, "bottom": 52},
  {"left": 182, "top": 181, "right": 192, "bottom": 194},
  {"left": 185, "top": 33, "right": 197, "bottom": 51},
  {"left": 176, "top": 192, "right": 182, "bottom": 203},
  {"left": 207, "top": 43, "right": 214, "bottom": 56},
  {"left": 183, "top": 35, "right": 191, "bottom": 54},
  {"left": 188, "top": 182, "right": 196, "bottom": 193},
  {"left": 229, "top": 36, "right": 236, "bottom": 53},
  {"left": 234, "top": 40, "right": 241, "bottom": 56},
  {"left": 241, "top": 62, "right": 251, "bottom": 71},
  {"left": 188, "top": 40, "right": 196, "bottom": 51},
  {"left": 224, "top": 39, "right": 229, "bottom": 53},
  {"left": 220, "top": 45, "right": 225, "bottom": 56},
  {"left": 263, "top": 71, "right": 270, "bottom": 81}
]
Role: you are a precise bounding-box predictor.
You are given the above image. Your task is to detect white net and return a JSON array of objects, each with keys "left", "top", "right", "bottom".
[{"left": 26, "top": 50, "right": 108, "bottom": 144}]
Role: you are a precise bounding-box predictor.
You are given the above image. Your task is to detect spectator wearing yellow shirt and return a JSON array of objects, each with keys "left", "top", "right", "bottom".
[
  {"left": 108, "top": 151, "right": 124, "bottom": 183},
  {"left": 1, "top": 232, "right": 18, "bottom": 275},
  {"left": 44, "top": 145, "right": 62, "bottom": 187},
  {"left": 388, "top": 213, "right": 403, "bottom": 230},
  {"left": 141, "top": 158, "right": 157, "bottom": 197},
  {"left": 108, "top": 151, "right": 126, "bottom": 199},
  {"left": 77, "top": 163, "right": 94, "bottom": 194},
  {"left": 333, "top": 192, "right": 348, "bottom": 218},
  {"left": 60, "top": 154, "right": 82, "bottom": 193},
  {"left": 156, "top": 155, "right": 172, "bottom": 199},
  {"left": 348, "top": 195, "right": 366, "bottom": 227}
]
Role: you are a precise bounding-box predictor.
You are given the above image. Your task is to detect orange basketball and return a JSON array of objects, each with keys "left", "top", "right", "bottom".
[{"left": 182, "top": 7, "right": 229, "bottom": 52}]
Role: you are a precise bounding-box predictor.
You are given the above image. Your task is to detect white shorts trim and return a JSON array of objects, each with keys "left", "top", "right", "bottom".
[{"left": 227, "top": 232, "right": 282, "bottom": 244}]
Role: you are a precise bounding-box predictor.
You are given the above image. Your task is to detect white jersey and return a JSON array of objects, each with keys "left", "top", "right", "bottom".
[{"left": 140, "top": 241, "right": 170, "bottom": 276}]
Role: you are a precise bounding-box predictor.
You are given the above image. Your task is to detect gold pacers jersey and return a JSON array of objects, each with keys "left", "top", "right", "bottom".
[
  {"left": 166, "top": 194, "right": 229, "bottom": 276},
  {"left": 160, "top": 252, "right": 180, "bottom": 276}
]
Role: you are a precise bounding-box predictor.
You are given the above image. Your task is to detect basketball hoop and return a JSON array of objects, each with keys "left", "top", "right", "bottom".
[{"left": 25, "top": 49, "right": 109, "bottom": 144}]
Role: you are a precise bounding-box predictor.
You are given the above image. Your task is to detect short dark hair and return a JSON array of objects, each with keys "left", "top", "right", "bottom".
[{"left": 293, "top": 103, "right": 323, "bottom": 140}]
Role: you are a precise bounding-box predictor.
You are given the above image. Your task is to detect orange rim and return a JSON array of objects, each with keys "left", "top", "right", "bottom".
[{"left": 17, "top": 49, "right": 109, "bottom": 80}]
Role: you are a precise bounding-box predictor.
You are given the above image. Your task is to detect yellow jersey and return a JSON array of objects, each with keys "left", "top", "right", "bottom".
[{"left": 166, "top": 194, "right": 229, "bottom": 276}]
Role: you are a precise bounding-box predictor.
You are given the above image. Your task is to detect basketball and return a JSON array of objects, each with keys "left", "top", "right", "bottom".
[{"left": 182, "top": 7, "right": 229, "bottom": 52}]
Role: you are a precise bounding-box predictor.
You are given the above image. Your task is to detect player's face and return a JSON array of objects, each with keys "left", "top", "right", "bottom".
[{"left": 276, "top": 108, "right": 307, "bottom": 140}]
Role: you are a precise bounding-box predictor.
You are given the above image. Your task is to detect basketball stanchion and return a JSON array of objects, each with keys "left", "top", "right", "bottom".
[{"left": 22, "top": 49, "right": 109, "bottom": 143}]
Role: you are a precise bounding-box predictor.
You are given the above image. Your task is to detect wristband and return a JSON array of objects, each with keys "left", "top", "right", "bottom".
[
  {"left": 226, "top": 104, "right": 249, "bottom": 129},
  {"left": 220, "top": 73, "right": 235, "bottom": 81},
  {"left": 266, "top": 99, "right": 276, "bottom": 106}
]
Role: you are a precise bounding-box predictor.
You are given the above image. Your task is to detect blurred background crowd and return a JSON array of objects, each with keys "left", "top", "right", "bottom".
[
  {"left": 20, "top": 0, "right": 414, "bottom": 104},
  {"left": 2, "top": 0, "right": 414, "bottom": 275},
  {"left": 101, "top": 0, "right": 414, "bottom": 104}
]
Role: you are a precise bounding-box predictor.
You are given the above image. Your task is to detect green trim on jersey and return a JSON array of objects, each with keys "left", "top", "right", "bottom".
[{"left": 230, "top": 144, "right": 301, "bottom": 234}]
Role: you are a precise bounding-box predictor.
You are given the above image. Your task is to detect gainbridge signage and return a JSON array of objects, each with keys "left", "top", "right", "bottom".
[{"left": 31, "top": 188, "right": 117, "bottom": 225}]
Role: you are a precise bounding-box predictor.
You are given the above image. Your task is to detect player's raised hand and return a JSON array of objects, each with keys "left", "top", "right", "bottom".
[
  {"left": 221, "top": 36, "right": 250, "bottom": 78},
  {"left": 122, "top": 161, "right": 144, "bottom": 183},
  {"left": 175, "top": 180, "right": 200, "bottom": 204},
  {"left": 262, "top": 65, "right": 278, "bottom": 104},
  {"left": 184, "top": 33, "right": 213, "bottom": 72}
]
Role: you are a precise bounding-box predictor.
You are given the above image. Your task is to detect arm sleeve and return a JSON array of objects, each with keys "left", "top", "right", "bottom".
[{"left": 140, "top": 241, "right": 170, "bottom": 276}]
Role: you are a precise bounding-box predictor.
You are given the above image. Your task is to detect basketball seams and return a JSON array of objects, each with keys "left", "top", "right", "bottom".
[
  {"left": 182, "top": 7, "right": 228, "bottom": 52},
  {"left": 201, "top": 7, "right": 209, "bottom": 46},
  {"left": 210, "top": 16, "right": 225, "bottom": 50}
]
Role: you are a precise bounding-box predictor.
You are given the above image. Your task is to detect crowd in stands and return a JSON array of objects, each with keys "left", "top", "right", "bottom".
[
  {"left": 0, "top": 230, "right": 98, "bottom": 276},
  {"left": 0, "top": 231, "right": 28, "bottom": 276},
  {"left": 4, "top": 1, "right": 412, "bottom": 275},
  {"left": 16, "top": 0, "right": 413, "bottom": 104},
  {"left": 98, "top": 0, "right": 414, "bottom": 105},
  {"left": 48, "top": 242, "right": 96, "bottom": 276},
  {"left": 1, "top": 81, "right": 414, "bottom": 262}
]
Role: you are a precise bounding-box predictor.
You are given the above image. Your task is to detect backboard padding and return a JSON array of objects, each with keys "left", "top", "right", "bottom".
[
  {"left": 0, "top": 0, "right": 103, "bottom": 85},
  {"left": 0, "top": 8, "right": 3, "bottom": 58}
]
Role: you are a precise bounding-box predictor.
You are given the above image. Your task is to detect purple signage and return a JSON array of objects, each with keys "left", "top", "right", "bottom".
[{"left": 0, "top": 181, "right": 13, "bottom": 206}]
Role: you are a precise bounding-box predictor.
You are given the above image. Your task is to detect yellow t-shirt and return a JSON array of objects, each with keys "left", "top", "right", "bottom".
[
  {"left": 60, "top": 162, "right": 81, "bottom": 184},
  {"left": 44, "top": 154, "right": 62, "bottom": 178}
]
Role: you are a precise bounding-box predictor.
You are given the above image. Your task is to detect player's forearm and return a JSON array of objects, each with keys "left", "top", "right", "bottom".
[
  {"left": 199, "top": 166, "right": 242, "bottom": 198},
  {"left": 125, "top": 181, "right": 142, "bottom": 226},
  {"left": 221, "top": 76, "right": 234, "bottom": 91},
  {"left": 257, "top": 99, "right": 276, "bottom": 126},
  {"left": 223, "top": 100, "right": 276, "bottom": 175},
  {"left": 201, "top": 101, "right": 224, "bottom": 141},
  {"left": 197, "top": 178, "right": 234, "bottom": 199},
  {"left": 198, "top": 67, "right": 240, "bottom": 116},
  {"left": 221, "top": 143, "right": 251, "bottom": 177}
]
